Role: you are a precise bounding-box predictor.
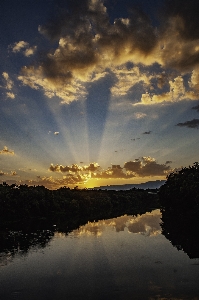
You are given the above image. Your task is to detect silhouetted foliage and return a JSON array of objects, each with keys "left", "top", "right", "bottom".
[
  {"left": 159, "top": 162, "right": 199, "bottom": 216},
  {"left": 0, "top": 183, "right": 159, "bottom": 226},
  {"left": 161, "top": 210, "right": 199, "bottom": 258},
  {"left": 159, "top": 162, "right": 199, "bottom": 258}
]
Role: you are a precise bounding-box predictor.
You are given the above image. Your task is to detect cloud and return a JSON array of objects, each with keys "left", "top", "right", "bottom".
[
  {"left": 49, "top": 162, "right": 100, "bottom": 174},
  {"left": 10, "top": 41, "right": 37, "bottom": 56},
  {"left": 11, "top": 171, "right": 17, "bottom": 176},
  {"left": 12, "top": 41, "right": 28, "bottom": 53},
  {"left": 139, "top": 75, "right": 199, "bottom": 105},
  {"left": 134, "top": 112, "right": 147, "bottom": 119},
  {"left": 24, "top": 46, "right": 37, "bottom": 57},
  {"left": 192, "top": 104, "right": 199, "bottom": 112},
  {"left": 6, "top": 92, "right": 15, "bottom": 99},
  {"left": 17, "top": 0, "right": 158, "bottom": 103},
  {"left": 0, "top": 146, "right": 14, "bottom": 155},
  {"left": 124, "top": 157, "right": 171, "bottom": 177},
  {"left": 1, "top": 72, "right": 16, "bottom": 99},
  {"left": 165, "top": 161, "right": 172, "bottom": 164},
  {"left": 54, "top": 131, "right": 59, "bottom": 135},
  {"left": 2, "top": 72, "right": 14, "bottom": 90},
  {"left": 157, "top": 0, "right": 199, "bottom": 72},
  {"left": 11, "top": 41, "right": 29, "bottom": 53},
  {"left": 0, "top": 171, "right": 5, "bottom": 176},
  {"left": 110, "top": 66, "right": 152, "bottom": 97},
  {"left": 16, "top": 0, "right": 199, "bottom": 105},
  {"left": 84, "top": 163, "right": 100, "bottom": 172},
  {"left": 91, "top": 164, "right": 134, "bottom": 179},
  {"left": 176, "top": 118, "right": 199, "bottom": 128},
  {"left": 49, "top": 163, "right": 83, "bottom": 173},
  {"left": 143, "top": 131, "right": 151, "bottom": 134},
  {"left": 49, "top": 156, "right": 171, "bottom": 183}
]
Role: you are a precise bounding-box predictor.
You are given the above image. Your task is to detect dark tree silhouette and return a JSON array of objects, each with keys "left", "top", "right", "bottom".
[
  {"left": 159, "top": 162, "right": 199, "bottom": 216},
  {"left": 159, "top": 162, "right": 199, "bottom": 258}
]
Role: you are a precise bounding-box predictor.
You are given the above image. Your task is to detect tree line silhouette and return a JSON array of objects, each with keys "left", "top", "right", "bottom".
[
  {"left": 0, "top": 183, "right": 159, "bottom": 225},
  {"left": 159, "top": 162, "right": 199, "bottom": 258}
]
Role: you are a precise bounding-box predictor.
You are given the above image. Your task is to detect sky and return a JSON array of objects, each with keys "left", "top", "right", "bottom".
[{"left": 0, "top": 0, "right": 199, "bottom": 189}]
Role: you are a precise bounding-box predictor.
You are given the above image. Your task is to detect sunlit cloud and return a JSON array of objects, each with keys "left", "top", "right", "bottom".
[
  {"left": 24, "top": 46, "right": 37, "bottom": 57},
  {"left": 48, "top": 157, "right": 171, "bottom": 185},
  {"left": 9, "top": 41, "right": 37, "bottom": 57},
  {"left": 11, "top": 171, "right": 17, "bottom": 176},
  {"left": 6, "top": 92, "right": 15, "bottom": 99},
  {"left": 110, "top": 66, "right": 152, "bottom": 97},
  {"left": 11, "top": 41, "right": 29, "bottom": 53},
  {"left": 139, "top": 75, "right": 199, "bottom": 105},
  {"left": 17, "top": 0, "right": 158, "bottom": 103},
  {"left": 2, "top": 72, "right": 14, "bottom": 90},
  {"left": 15, "top": 0, "right": 199, "bottom": 105},
  {"left": 0, "top": 146, "right": 15, "bottom": 155},
  {"left": 1, "top": 72, "right": 16, "bottom": 99},
  {"left": 49, "top": 162, "right": 100, "bottom": 173}
]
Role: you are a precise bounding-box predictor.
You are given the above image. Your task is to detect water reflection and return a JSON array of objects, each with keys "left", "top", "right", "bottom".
[
  {"left": 71, "top": 210, "right": 161, "bottom": 237},
  {"left": 0, "top": 210, "right": 161, "bottom": 267},
  {"left": 161, "top": 209, "right": 199, "bottom": 259},
  {"left": 0, "top": 228, "right": 55, "bottom": 266},
  {"left": 1, "top": 210, "right": 199, "bottom": 299}
]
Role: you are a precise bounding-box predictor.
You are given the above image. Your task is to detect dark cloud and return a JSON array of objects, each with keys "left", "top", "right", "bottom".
[
  {"left": 143, "top": 131, "right": 151, "bottom": 134},
  {"left": 176, "top": 118, "right": 199, "bottom": 129},
  {"left": 164, "top": 0, "right": 199, "bottom": 41},
  {"left": 124, "top": 157, "right": 171, "bottom": 177},
  {"left": 92, "top": 164, "right": 134, "bottom": 179},
  {"left": 123, "top": 160, "right": 141, "bottom": 173},
  {"left": 159, "top": 0, "right": 199, "bottom": 71},
  {"left": 165, "top": 160, "right": 172, "bottom": 164},
  {"left": 49, "top": 163, "right": 83, "bottom": 173},
  {"left": 192, "top": 104, "right": 199, "bottom": 112},
  {"left": 157, "top": 73, "right": 167, "bottom": 89},
  {"left": 84, "top": 163, "right": 100, "bottom": 172}
]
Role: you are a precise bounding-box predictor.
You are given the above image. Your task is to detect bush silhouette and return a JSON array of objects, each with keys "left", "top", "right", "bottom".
[{"left": 159, "top": 162, "right": 199, "bottom": 216}]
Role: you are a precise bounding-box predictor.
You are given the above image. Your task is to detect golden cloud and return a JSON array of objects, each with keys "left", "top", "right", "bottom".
[
  {"left": 0, "top": 146, "right": 14, "bottom": 155},
  {"left": 15, "top": 0, "right": 199, "bottom": 105},
  {"left": 139, "top": 75, "right": 199, "bottom": 105},
  {"left": 48, "top": 157, "right": 171, "bottom": 183}
]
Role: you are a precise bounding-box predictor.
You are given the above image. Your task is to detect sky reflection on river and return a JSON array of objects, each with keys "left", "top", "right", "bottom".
[{"left": 0, "top": 210, "right": 199, "bottom": 300}]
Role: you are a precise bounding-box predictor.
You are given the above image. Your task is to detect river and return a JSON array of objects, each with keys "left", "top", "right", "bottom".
[{"left": 0, "top": 209, "right": 199, "bottom": 299}]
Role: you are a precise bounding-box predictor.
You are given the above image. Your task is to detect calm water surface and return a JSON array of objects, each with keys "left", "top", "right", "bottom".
[{"left": 0, "top": 209, "right": 199, "bottom": 300}]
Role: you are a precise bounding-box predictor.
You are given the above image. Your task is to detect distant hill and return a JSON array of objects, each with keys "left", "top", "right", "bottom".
[{"left": 90, "top": 180, "right": 166, "bottom": 190}]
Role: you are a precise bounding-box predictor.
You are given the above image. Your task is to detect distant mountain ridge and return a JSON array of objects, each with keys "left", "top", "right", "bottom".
[{"left": 90, "top": 180, "right": 166, "bottom": 190}]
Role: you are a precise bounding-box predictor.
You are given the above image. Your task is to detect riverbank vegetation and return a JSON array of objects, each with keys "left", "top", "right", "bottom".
[
  {"left": 159, "top": 162, "right": 199, "bottom": 258},
  {"left": 0, "top": 183, "right": 159, "bottom": 227}
]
